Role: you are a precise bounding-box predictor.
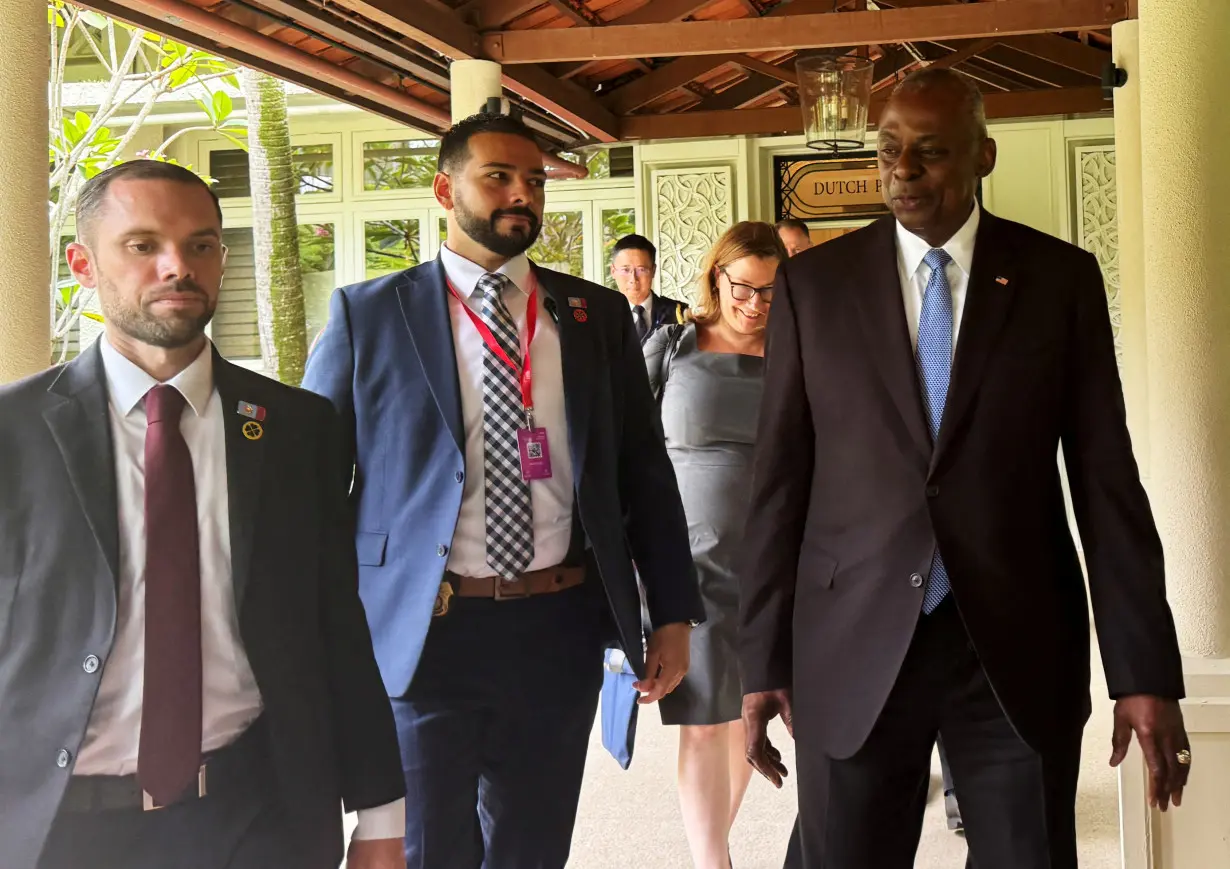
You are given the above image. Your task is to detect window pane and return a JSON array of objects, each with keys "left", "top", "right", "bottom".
[
  {"left": 556, "top": 149, "right": 611, "bottom": 180},
  {"left": 363, "top": 139, "right": 439, "bottom": 191},
  {"left": 299, "top": 223, "right": 336, "bottom": 348},
  {"left": 214, "top": 227, "right": 259, "bottom": 357},
  {"left": 529, "top": 211, "right": 585, "bottom": 277},
  {"left": 601, "top": 208, "right": 636, "bottom": 290},
  {"left": 439, "top": 217, "right": 448, "bottom": 246},
  {"left": 208, "top": 145, "right": 335, "bottom": 198},
  {"left": 293, "top": 144, "right": 334, "bottom": 195},
  {"left": 365, "top": 219, "right": 421, "bottom": 278}
]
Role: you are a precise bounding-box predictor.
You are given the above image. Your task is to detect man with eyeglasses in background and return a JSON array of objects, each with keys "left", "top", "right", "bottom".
[{"left": 610, "top": 234, "right": 688, "bottom": 345}]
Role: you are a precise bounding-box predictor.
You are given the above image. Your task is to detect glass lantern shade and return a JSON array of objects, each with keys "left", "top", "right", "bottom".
[{"left": 795, "top": 55, "right": 875, "bottom": 153}]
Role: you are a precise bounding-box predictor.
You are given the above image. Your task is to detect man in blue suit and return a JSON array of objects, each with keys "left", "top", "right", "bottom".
[{"left": 303, "top": 112, "right": 704, "bottom": 869}]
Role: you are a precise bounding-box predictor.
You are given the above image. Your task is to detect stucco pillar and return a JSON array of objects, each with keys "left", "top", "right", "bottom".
[
  {"left": 450, "top": 59, "right": 505, "bottom": 124},
  {"left": 1116, "top": 4, "right": 1230, "bottom": 867},
  {"left": 1138, "top": 0, "right": 1230, "bottom": 661},
  {"left": 0, "top": 0, "right": 51, "bottom": 383}
]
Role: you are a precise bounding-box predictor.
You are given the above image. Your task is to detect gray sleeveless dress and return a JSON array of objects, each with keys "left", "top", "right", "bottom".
[{"left": 645, "top": 324, "right": 765, "bottom": 725}]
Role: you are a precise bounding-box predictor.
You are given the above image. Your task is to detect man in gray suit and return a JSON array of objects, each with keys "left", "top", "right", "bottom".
[{"left": 0, "top": 160, "right": 404, "bottom": 869}]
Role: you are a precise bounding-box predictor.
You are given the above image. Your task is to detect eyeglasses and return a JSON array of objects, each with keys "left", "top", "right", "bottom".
[
  {"left": 719, "top": 266, "right": 775, "bottom": 302},
  {"left": 613, "top": 266, "right": 654, "bottom": 278}
]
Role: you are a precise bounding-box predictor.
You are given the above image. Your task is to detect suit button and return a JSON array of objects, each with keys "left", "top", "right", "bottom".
[
  {"left": 925, "top": 485, "right": 940, "bottom": 498},
  {"left": 82, "top": 655, "right": 100, "bottom": 674},
  {"left": 909, "top": 573, "right": 924, "bottom": 588},
  {"left": 437, "top": 544, "right": 449, "bottom": 557},
  {"left": 56, "top": 749, "right": 72, "bottom": 768},
  {"left": 455, "top": 471, "right": 464, "bottom": 483}
]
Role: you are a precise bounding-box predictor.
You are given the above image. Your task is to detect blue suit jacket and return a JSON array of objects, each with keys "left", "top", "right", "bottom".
[{"left": 303, "top": 258, "right": 704, "bottom": 696}]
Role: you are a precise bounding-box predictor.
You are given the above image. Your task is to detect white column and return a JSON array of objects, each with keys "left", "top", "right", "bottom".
[
  {"left": 1117, "top": 4, "right": 1230, "bottom": 867},
  {"left": 450, "top": 59, "right": 505, "bottom": 124},
  {"left": 0, "top": 0, "right": 51, "bottom": 383}
]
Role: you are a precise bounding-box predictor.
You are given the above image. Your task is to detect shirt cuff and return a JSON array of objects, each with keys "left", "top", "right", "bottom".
[{"left": 352, "top": 798, "right": 406, "bottom": 841}]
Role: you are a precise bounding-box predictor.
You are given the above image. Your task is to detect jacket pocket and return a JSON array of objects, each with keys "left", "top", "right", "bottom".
[{"left": 356, "top": 531, "right": 388, "bottom": 566}]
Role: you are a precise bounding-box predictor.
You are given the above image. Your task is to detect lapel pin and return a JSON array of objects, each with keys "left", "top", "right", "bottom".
[
  {"left": 568, "top": 297, "right": 587, "bottom": 308},
  {"left": 241, "top": 421, "right": 264, "bottom": 441},
  {"left": 573, "top": 309, "right": 588, "bottom": 323},
  {"left": 995, "top": 276, "right": 1009, "bottom": 286},
  {"left": 237, "top": 401, "right": 267, "bottom": 421}
]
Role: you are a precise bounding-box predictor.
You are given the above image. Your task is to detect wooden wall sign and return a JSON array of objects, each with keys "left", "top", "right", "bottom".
[{"left": 774, "top": 152, "right": 890, "bottom": 221}]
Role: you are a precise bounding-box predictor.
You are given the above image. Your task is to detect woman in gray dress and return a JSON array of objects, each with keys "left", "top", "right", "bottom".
[{"left": 644, "top": 221, "right": 785, "bottom": 869}]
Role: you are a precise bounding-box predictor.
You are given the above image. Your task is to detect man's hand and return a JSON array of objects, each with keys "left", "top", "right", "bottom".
[
  {"left": 743, "top": 689, "right": 793, "bottom": 788},
  {"left": 634, "top": 622, "right": 692, "bottom": 704},
  {"left": 347, "top": 837, "right": 405, "bottom": 869},
  {"left": 1109, "top": 695, "right": 1191, "bottom": 811}
]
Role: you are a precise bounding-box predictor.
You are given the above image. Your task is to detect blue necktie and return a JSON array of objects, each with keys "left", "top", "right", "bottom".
[{"left": 917, "top": 248, "right": 953, "bottom": 613}]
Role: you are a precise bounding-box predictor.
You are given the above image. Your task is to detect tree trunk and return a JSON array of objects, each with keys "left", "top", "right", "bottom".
[{"left": 240, "top": 68, "right": 307, "bottom": 386}]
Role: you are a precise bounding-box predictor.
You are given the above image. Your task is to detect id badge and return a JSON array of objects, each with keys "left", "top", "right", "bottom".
[{"left": 517, "top": 427, "right": 553, "bottom": 481}]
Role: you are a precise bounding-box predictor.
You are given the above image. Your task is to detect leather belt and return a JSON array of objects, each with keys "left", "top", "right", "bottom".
[
  {"left": 446, "top": 565, "right": 585, "bottom": 600},
  {"left": 60, "top": 719, "right": 269, "bottom": 814}
]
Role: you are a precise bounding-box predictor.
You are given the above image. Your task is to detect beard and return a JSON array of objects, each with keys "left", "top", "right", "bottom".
[
  {"left": 454, "top": 190, "right": 542, "bottom": 259},
  {"left": 98, "top": 274, "right": 216, "bottom": 349}
]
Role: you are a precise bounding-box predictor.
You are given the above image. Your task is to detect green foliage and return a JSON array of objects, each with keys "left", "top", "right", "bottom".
[
  {"left": 47, "top": 1, "right": 246, "bottom": 361},
  {"left": 365, "top": 219, "right": 421, "bottom": 278},
  {"left": 363, "top": 139, "right": 439, "bottom": 191},
  {"left": 529, "top": 211, "right": 584, "bottom": 277},
  {"left": 298, "top": 223, "right": 336, "bottom": 274}
]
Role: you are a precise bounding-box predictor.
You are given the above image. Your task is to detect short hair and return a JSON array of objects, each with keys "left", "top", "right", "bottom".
[
  {"left": 775, "top": 218, "right": 810, "bottom": 235},
  {"left": 891, "top": 67, "right": 987, "bottom": 140},
  {"left": 611, "top": 233, "right": 656, "bottom": 266},
  {"left": 75, "top": 159, "right": 222, "bottom": 242},
  {"left": 438, "top": 112, "right": 541, "bottom": 174}
]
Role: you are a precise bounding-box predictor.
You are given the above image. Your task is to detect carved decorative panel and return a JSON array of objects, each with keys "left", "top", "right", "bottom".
[
  {"left": 1073, "top": 145, "right": 1120, "bottom": 361},
  {"left": 652, "top": 168, "right": 734, "bottom": 304}
]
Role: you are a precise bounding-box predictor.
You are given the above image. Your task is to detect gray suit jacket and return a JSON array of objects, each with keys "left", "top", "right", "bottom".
[{"left": 0, "top": 341, "right": 404, "bottom": 869}]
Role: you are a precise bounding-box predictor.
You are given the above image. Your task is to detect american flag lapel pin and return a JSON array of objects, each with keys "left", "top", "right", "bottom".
[
  {"left": 568, "top": 297, "right": 587, "bottom": 308},
  {"left": 995, "top": 276, "right": 1010, "bottom": 286}
]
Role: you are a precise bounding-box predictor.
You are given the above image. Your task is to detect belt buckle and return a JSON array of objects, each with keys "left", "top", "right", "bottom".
[
  {"left": 493, "top": 577, "right": 530, "bottom": 600},
  {"left": 143, "top": 765, "right": 208, "bottom": 811}
]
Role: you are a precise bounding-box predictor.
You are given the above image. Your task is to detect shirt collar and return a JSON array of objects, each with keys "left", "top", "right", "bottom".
[
  {"left": 439, "top": 244, "right": 532, "bottom": 299},
  {"left": 895, "top": 199, "right": 981, "bottom": 281},
  {"left": 99, "top": 335, "right": 215, "bottom": 418},
  {"left": 630, "top": 293, "right": 654, "bottom": 314}
]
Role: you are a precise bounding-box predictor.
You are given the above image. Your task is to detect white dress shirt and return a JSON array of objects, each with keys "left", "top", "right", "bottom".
[
  {"left": 895, "top": 201, "right": 981, "bottom": 353},
  {"left": 440, "top": 245, "right": 575, "bottom": 577},
  {"left": 77, "top": 337, "right": 402, "bottom": 840}
]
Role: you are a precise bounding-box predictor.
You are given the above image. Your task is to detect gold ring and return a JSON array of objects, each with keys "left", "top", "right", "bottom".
[{"left": 1176, "top": 749, "right": 1192, "bottom": 765}]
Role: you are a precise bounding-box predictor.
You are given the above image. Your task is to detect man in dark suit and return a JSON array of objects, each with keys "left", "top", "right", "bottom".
[
  {"left": 0, "top": 161, "right": 405, "bottom": 869},
  {"left": 610, "top": 233, "right": 688, "bottom": 343},
  {"left": 302, "top": 113, "right": 704, "bottom": 869},
  {"left": 740, "top": 69, "right": 1191, "bottom": 868}
]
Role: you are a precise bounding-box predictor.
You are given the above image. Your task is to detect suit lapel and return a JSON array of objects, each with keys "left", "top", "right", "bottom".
[
  {"left": 44, "top": 342, "right": 121, "bottom": 587},
  {"left": 397, "top": 261, "right": 464, "bottom": 455},
  {"left": 535, "top": 266, "right": 594, "bottom": 477},
  {"left": 932, "top": 214, "right": 1017, "bottom": 471},
  {"left": 852, "top": 218, "right": 932, "bottom": 463},
  {"left": 212, "top": 353, "right": 266, "bottom": 611}
]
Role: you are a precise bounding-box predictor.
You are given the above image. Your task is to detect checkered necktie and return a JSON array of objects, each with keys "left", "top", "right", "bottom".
[
  {"left": 917, "top": 248, "right": 953, "bottom": 613},
  {"left": 478, "top": 273, "right": 534, "bottom": 579}
]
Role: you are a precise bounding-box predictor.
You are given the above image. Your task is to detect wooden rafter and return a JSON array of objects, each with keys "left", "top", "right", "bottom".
[
  {"left": 456, "top": 0, "right": 543, "bottom": 30},
  {"left": 732, "top": 54, "right": 798, "bottom": 87},
  {"left": 551, "top": 0, "right": 715, "bottom": 80},
  {"left": 481, "top": 0, "right": 1130, "bottom": 63},
  {"left": 1002, "top": 32, "right": 1109, "bottom": 77},
  {"left": 330, "top": 0, "right": 619, "bottom": 141},
  {"left": 619, "top": 84, "right": 1107, "bottom": 139},
  {"left": 603, "top": 54, "right": 739, "bottom": 115}
]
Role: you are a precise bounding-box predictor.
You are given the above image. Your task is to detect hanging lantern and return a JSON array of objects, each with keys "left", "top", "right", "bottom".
[{"left": 795, "top": 55, "right": 875, "bottom": 153}]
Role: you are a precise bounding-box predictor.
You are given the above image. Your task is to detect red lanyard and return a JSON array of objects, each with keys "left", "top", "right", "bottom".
[{"left": 446, "top": 271, "right": 538, "bottom": 422}]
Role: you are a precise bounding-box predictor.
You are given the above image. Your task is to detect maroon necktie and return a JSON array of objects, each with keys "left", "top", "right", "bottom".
[{"left": 137, "top": 384, "right": 203, "bottom": 806}]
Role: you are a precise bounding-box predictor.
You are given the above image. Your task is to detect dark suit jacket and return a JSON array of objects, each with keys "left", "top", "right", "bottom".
[
  {"left": 301, "top": 259, "right": 703, "bottom": 694},
  {"left": 0, "top": 343, "right": 404, "bottom": 869},
  {"left": 739, "top": 211, "right": 1184, "bottom": 758},
  {"left": 642, "top": 292, "right": 689, "bottom": 345}
]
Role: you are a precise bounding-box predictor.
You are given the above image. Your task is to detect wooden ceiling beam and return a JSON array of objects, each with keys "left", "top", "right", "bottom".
[
  {"left": 330, "top": 0, "right": 619, "bottom": 142},
  {"left": 542, "top": 0, "right": 601, "bottom": 27},
  {"left": 699, "top": 72, "right": 785, "bottom": 112},
  {"left": 603, "top": 53, "right": 739, "bottom": 115},
  {"left": 550, "top": 0, "right": 715, "bottom": 80},
  {"left": 732, "top": 54, "right": 798, "bottom": 87},
  {"left": 975, "top": 44, "right": 1093, "bottom": 88},
  {"left": 1001, "top": 33, "right": 1109, "bottom": 77},
  {"left": 618, "top": 84, "right": 1108, "bottom": 140},
  {"left": 481, "top": 0, "right": 1131, "bottom": 63},
  {"left": 456, "top": 0, "right": 543, "bottom": 30}
]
